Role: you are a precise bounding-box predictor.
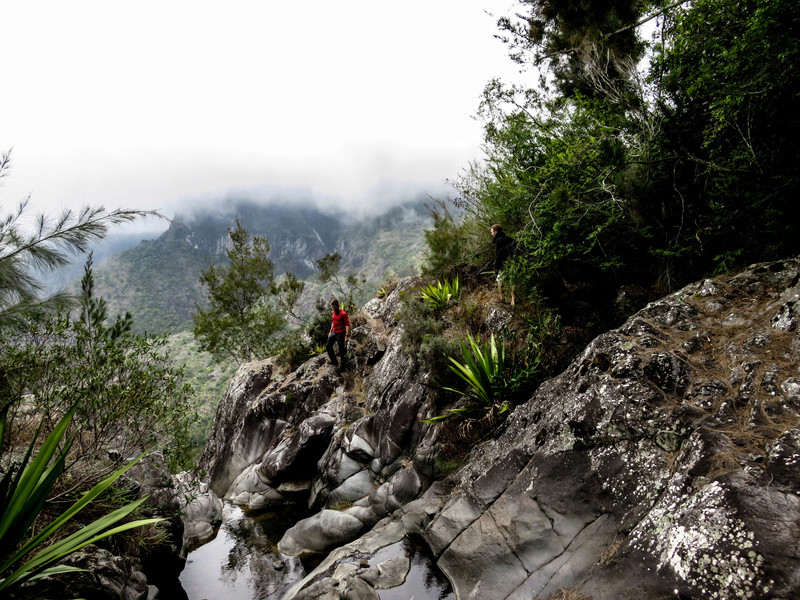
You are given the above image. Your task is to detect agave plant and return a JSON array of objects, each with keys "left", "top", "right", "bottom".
[
  {"left": 0, "top": 404, "right": 162, "bottom": 593},
  {"left": 423, "top": 334, "right": 510, "bottom": 424},
  {"left": 420, "top": 276, "right": 461, "bottom": 310},
  {"left": 443, "top": 333, "right": 506, "bottom": 406}
]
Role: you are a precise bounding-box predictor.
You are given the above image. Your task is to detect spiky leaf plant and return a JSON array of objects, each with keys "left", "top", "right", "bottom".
[{"left": 0, "top": 405, "right": 161, "bottom": 593}]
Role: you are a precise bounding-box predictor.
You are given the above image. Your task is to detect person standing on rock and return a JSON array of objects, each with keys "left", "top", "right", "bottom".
[
  {"left": 326, "top": 298, "right": 350, "bottom": 370},
  {"left": 491, "top": 224, "right": 517, "bottom": 306}
]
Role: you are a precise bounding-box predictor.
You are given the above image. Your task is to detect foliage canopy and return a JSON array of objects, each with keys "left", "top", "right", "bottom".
[
  {"left": 192, "top": 220, "right": 287, "bottom": 363},
  {"left": 431, "top": 0, "right": 800, "bottom": 313}
]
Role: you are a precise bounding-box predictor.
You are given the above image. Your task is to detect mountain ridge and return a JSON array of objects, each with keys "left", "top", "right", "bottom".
[{"left": 89, "top": 198, "right": 431, "bottom": 334}]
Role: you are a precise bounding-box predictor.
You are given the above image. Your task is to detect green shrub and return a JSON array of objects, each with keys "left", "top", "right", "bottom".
[
  {"left": 307, "top": 299, "right": 333, "bottom": 347},
  {"left": 398, "top": 297, "right": 442, "bottom": 351},
  {"left": 427, "top": 332, "right": 542, "bottom": 424},
  {"left": 422, "top": 208, "right": 487, "bottom": 281},
  {"left": 395, "top": 294, "right": 459, "bottom": 377},
  {"left": 278, "top": 330, "right": 317, "bottom": 371},
  {"left": 420, "top": 276, "right": 461, "bottom": 311},
  {"left": 418, "top": 334, "right": 462, "bottom": 381}
]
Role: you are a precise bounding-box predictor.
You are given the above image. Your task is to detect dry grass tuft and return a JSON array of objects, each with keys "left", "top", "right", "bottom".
[{"left": 545, "top": 589, "right": 593, "bottom": 600}]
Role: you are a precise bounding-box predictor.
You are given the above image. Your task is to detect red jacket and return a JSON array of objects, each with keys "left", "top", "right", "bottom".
[{"left": 331, "top": 309, "right": 350, "bottom": 334}]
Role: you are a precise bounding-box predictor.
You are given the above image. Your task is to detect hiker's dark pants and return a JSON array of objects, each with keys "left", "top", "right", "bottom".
[{"left": 326, "top": 332, "right": 347, "bottom": 366}]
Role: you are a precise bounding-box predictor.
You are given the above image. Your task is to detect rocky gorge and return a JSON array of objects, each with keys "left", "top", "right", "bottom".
[{"left": 174, "top": 257, "right": 800, "bottom": 600}]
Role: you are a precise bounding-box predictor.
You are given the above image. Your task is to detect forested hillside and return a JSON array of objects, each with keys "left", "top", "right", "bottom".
[
  {"left": 90, "top": 199, "right": 430, "bottom": 334},
  {"left": 2, "top": 0, "right": 799, "bottom": 597}
]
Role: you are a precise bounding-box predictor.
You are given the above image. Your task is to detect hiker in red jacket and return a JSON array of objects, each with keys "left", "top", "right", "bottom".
[{"left": 326, "top": 298, "right": 350, "bottom": 369}]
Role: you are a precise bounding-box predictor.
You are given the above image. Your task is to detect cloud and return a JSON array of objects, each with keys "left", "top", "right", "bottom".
[{"left": 1, "top": 0, "right": 520, "bottom": 219}]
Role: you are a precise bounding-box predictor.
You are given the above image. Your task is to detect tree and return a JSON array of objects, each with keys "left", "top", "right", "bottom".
[
  {"left": 434, "top": 0, "right": 800, "bottom": 310},
  {"left": 192, "top": 220, "right": 286, "bottom": 363},
  {"left": 650, "top": 0, "right": 800, "bottom": 271},
  {"left": 1, "top": 256, "right": 195, "bottom": 477},
  {"left": 495, "top": 0, "right": 663, "bottom": 96},
  {"left": 272, "top": 272, "right": 305, "bottom": 324},
  {"left": 0, "top": 156, "right": 184, "bottom": 593},
  {"left": 0, "top": 151, "right": 154, "bottom": 331},
  {"left": 316, "top": 252, "right": 365, "bottom": 312}
]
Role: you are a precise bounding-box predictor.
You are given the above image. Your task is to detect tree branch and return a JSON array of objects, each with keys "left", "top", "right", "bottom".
[{"left": 541, "top": 0, "right": 692, "bottom": 61}]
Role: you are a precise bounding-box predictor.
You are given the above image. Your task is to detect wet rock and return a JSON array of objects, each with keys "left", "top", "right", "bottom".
[
  {"left": 643, "top": 351, "right": 691, "bottom": 395},
  {"left": 359, "top": 556, "right": 410, "bottom": 589},
  {"left": 340, "top": 576, "right": 380, "bottom": 600},
  {"left": 327, "top": 469, "right": 374, "bottom": 504},
  {"left": 387, "top": 466, "right": 422, "bottom": 506},
  {"left": 224, "top": 258, "right": 800, "bottom": 600},
  {"left": 225, "top": 464, "right": 284, "bottom": 507},
  {"left": 485, "top": 305, "right": 513, "bottom": 331},
  {"left": 291, "top": 577, "right": 341, "bottom": 600},
  {"left": 278, "top": 509, "right": 365, "bottom": 557},
  {"left": 772, "top": 294, "right": 800, "bottom": 331},
  {"left": 344, "top": 504, "right": 379, "bottom": 528},
  {"left": 199, "top": 359, "right": 280, "bottom": 498}
]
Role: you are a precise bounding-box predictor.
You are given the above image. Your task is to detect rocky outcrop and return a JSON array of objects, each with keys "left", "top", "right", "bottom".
[
  {"left": 195, "top": 279, "right": 441, "bottom": 559},
  {"left": 173, "top": 470, "right": 223, "bottom": 550},
  {"left": 280, "top": 258, "right": 800, "bottom": 600}
]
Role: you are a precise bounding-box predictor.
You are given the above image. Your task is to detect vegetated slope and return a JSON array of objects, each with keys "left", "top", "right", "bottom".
[
  {"left": 36, "top": 230, "right": 162, "bottom": 297},
  {"left": 164, "top": 331, "right": 237, "bottom": 457},
  {"left": 90, "top": 199, "right": 431, "bottom": 335},
  {"left": 192, "top": 257, "right": 800, "bottom": 600}
]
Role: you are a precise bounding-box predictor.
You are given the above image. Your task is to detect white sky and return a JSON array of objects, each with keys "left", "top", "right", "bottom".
[{"left": 1, "top": 0, "right": 522, "bottom": 221}]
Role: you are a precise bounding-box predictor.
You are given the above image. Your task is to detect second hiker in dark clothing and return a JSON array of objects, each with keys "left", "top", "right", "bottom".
[
  {"left": 491, "top": 224, "right": 517, "bottom": 306},
  {"left": 326, "top": 298, "right": 350, "bottom": 369}
]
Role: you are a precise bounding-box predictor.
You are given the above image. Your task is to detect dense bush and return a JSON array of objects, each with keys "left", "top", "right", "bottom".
[
  {"left": 431, "top": 0, "right": 800, "bottom": 315},
  {"left": 397, "top": 294, "right": 460, "bottom": 378},
  {"left": 2, "top": 260, "right": 195, "bottom": 474}
]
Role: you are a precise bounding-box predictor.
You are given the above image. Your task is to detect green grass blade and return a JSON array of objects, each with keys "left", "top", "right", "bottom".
[
  {"left": 0, "top": 452, "right": 67, "bottom": 562},
  {"left": 2, "top": 499, "right": 154, "bottom": 588},
  {"left": 6, "top": 452, "right": 147, "bottom": 571},
  {"left": 27, "top": 565, "right": 87, "bottom": 581},
  {"left": 0, "top": 405, "right": 7, "bottom": 452},
  {"left": 0, "top": 406, "right": 76, "bottom": 541}
]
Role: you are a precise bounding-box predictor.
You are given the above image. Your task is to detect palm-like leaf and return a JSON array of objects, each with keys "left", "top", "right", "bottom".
[
  {"left": 443, "top": 333, "right": 505, "bottom": 406},
  {"left": 420, "top": 277, "right": 461, "bottom": 310},
  {"left": 0, "top": 156, "right": 158, "bottom": 331},
  {"left": 0, "top": 405, "right": 163, "bottom": 592}
]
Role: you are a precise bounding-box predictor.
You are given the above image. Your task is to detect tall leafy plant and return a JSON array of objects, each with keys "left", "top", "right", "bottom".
[
  {"left": 2, "top": 258, "right": 195, "bottom": 476},
  {"left": 420, "top": 276, "right": 461, "bottom": 311},
  {"left": 192, "top": 220, "right": 286, "bottom": 363},
  {"left": 0, "top": 405, "right": 161, "bottom": 593},
  {"left": 316, "top": 252, "right": 365, "bottom": 312},
  {"left": 0, "top": 150, "right": 153, "bottom": 331},
  {"left": 444, "top": 333, "right": 507, "bottom": 407}
]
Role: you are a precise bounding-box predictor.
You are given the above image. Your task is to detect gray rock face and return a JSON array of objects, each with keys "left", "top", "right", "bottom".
[
  {"left": 199, "top": 359, "right": 281, "bottom": 498},
  {"left": 197, "top": 286, "right": 437, "bottom": 533},
  {"left": 278, "top": 509, "right": 366, "bottom": 557},
  {"left": 198, "top": 356, "right": 345, "bottom": 505},
  {"left": 173, "top": 471, "right": 223, "bottom": 549},
  {"left": 283, "top": 258, "right": 800, "bottom": 600}
]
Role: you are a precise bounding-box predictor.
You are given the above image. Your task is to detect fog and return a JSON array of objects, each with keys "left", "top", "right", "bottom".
[{"left": 1, "top": 0, "right": 522, "bottom": 226}]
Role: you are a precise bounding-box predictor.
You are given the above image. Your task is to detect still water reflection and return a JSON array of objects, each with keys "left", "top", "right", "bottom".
[
  {"left": 178, "top": 502, "right": 454, "bottom": 600},
  {"left": 179, "top": 502, "right": 306, "bottom": 600},
  {"left": 368, "top": 538, "right": 455, "bottom": 600}
]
